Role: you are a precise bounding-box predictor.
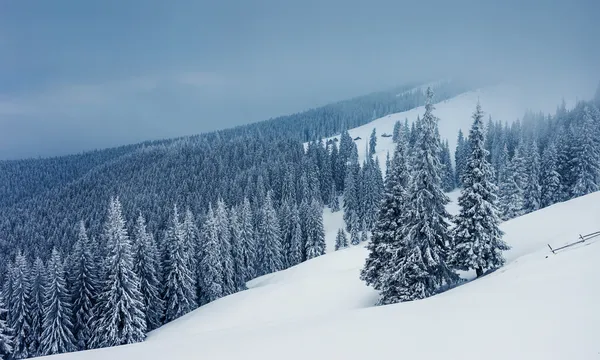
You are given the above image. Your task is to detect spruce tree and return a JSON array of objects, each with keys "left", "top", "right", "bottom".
[
  {"left": 258, "top": 191, "right": 284, "bottom": 274},
  {"left": 40, "top": 248, "right": 76, "bottom": 356},
  {"left": 369, "top": 128, "right": 377, "bottom": 157},
  {"left": 392, "top": 120, "right": 402, "bottom": 143},
  {"left": 288, "top": 203, "right": 303, "bottom": 267},
  {"left": 9, "top": 253, "right": 31, "bottom": 359},
  {"left": 182, "top": 210, "right": 199, "bottom": 282},
  {"left": 163, "top": 205, "right": 197, "bottom": 322},
  {"left": 499, "top": 145, "right": 526, "bottom": 220},
  {"left": 541, "top": 141, "right": 562, "bottom": 208},
  {"left": 199, "top": 205, "right": 224, "bottom": 303},
  {"left": 334, "top": 229, "right": 349, "bottom": 250},
  {"left": 305, "top": 199, "right": 326, "bottom": 260},
  {"left": 377, "top": 88, "right": 457, "bottom": 304},
  {"left": 70, "top": 222, "right": 100, "bottom": 350},
  {"left": 361, "top": 131, "right": 411, "bottom": 291},
  {"left": 0, "top": 295, "right": 13, "bottom": 360},
  {"left": 92, "top": 197, "right": 146, "bottom": 348},
  {"left": 343, "top": 165, "right": 358, "bottom": 232},
  {"left": 455, "top": 129, "right": 467, "bottom": 186},
  {"left": 523, "top": 140, "right": 542, "bottom": 213},
  {"left": 229, "top": 209, "right": 247, "bottom": 291},
  {"left": 216, "top": 200, "right": 236, "bottom": 295},
  {"left": 239, "top": 198, "right": 257, "bottom": 281},
  {"left": 450, "top": 103, "right": 509, "bottom": 277},
  {"left": 441, "top": 140, "right": 455, "bottom": 192},
  {"left": 132, "top": 215, "right": 164, "bottom": 331},
  {"left": 350, "top": 211, "right": 360, "bottom": 246},
  {"left": 329, "top": 183, "right": 340, "bottom": 212},
  {"left": 28, "top": 257, "right": 45, "bottom": 356},
  {"left": 571, "top": 105, "right": 600, "bottom": 197}
]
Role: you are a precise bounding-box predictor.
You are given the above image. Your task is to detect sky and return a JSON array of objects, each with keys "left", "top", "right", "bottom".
[{"left": 1, "top": 0, "right": 599, "bottom": 159}]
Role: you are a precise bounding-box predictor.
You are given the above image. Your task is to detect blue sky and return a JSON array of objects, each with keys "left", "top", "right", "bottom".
[{"left": 1, "top": 0, "right": 599, "bottom": 159}]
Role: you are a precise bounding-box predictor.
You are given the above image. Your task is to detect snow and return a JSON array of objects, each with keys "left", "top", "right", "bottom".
[
  {"left": 42, "top": 190, "right": 600, "bottom": 360},
  {"left": 319, "top": 83, "right": 584, "bottom": 170}
]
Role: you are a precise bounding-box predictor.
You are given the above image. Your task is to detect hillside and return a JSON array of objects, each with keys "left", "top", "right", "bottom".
[{"left": 42, "top": 191, "right": 600, "bottom": 360}]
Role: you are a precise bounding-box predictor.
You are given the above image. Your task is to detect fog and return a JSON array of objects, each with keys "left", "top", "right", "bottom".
[{"left": 1, "top": 0, "right": 599, "bottom": 159}]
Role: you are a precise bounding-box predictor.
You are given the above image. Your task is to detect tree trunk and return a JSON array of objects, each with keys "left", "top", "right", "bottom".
[{"left": 475, "top": 267, "right": 483, "bottom": 278}]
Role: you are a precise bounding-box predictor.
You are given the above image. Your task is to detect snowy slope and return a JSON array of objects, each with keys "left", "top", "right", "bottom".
[
  {"left": 43, "top": 191, "right": 600, "bottom": 360},
  {"left": 321, "top": 83, "right": 583, "bottom": 169}
]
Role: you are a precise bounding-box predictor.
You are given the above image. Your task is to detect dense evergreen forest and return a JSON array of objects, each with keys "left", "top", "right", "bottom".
[{"left": 1, "top": 81, "right": 599, "bottom": 359}]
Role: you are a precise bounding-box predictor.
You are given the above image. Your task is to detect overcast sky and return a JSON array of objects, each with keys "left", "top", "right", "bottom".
[{"left": 1, "top": 0, "right": 599, "bottom": 159}]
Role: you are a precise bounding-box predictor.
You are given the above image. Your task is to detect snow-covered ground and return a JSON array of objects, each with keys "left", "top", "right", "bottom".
[
  {"left": 43, "top": 190, "right": 600, "bottom": 360},
  {"left": 320, "top": 83, "right": 584, "bottom": 169}
]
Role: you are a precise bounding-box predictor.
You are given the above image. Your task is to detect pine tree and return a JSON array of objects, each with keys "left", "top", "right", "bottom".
[
  {"left": 350, "top": 211, "right": 360, "bottom": 246},
  {"left": 392, "top": 121, "right": 402, "bottom": 143},
  {"left": 199, "top": 205, "right": 224, "bottom": 304},
  {"left": 343, "top": 165, "right": 358, "bottom": 232},
  {"left": 361, "top": 128, "right": 411, "bottom": 291},
  {"left": 163, "top": 205, "right": 197, "bottom": 322},
  {"left": 9, "top": 253, "right": 31, "bottom": 359},
  {"left": 0, "top": 295, "right": 13, "bottom": 360},
  {"left": 305, "top": 199, "right": 326, "bottom": 260},
  {"left": 377, "top": 88, "right": 457, "bottom": 304},
  {"left": 216, "top": 200, "right": 236, "bottom": 295},
  {"left": 450, "top": 103, "right": 509, "bottom": 277},
  {"left": 571, "top": 105, "right": 600, "bottom": 197},
  {"left": 369, "top": 128, "right": 377, "bottom": 157},
  {"left": 523, "top": 141, "right": 542, "bottom": 213},
  {"left": 334, "top": 229, "right": 349, "bottom": 250},
  {"left": 441, "top": 140, "right": 455, "bottom": 192},
  {"left": 499, "top": 145, "right": 526, "bottom": 220},
  {"left": 182, "top": 210, "right": 199, "bottom": 282},
  {"left": 132, "top": 215, "right": 164, "bottom": 331},
  {"left": 40, "top": 248, "right": 76, "bottom": 356},
  {"left": 455, "top": 129, "right": 467, "bottom": 186},
  {"left": 70, "top": 221, "right": 100, "bottom": 350},
  {"left": 229, "top": 209, "right": 247, "bottom": 291},
  {"left": 258, "top": 192, "right": 284, "bottom": 274},
  {"left": 329, "top": 183, "right": 340, "bottom": 212},
  {"left": 239, "top": 198, "right": 257, "bottom": 281},
  {"left": 541, "top": 141, "right": 562, "bottom": 208},
  {"left": 288, "top": 204, "right": 303, "bottom": 267},
  {"left": 28, "top": 257, "right": 45, "bottom": 356},
  {"left": 92, "top": 197, "right": 146, "bottom": 348}
]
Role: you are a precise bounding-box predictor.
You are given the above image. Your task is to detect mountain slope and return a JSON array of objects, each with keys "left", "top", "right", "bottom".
[{"left": 43, "top": 191, "right": 600, "bottom": 360}]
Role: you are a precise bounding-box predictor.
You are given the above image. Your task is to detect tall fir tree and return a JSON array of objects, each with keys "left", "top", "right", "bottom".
[
  {"left": 70, "top": 222, "right": 100, "bottom": 350},
  {"left": 377, "top": 88, "right": 457, "bottom": 304},
  {"left": 163, "top": 205, "right": 197, "bottom": 322},
  {"left": 199, "top": 205, "right": 224, "bottom": 304},
  {"left": 369, "top": 128, "right": 377, "bottom": 157},
  {"left": 455, "top": 129, "right": 467, "bottom": 186},
  {"left": 361, "top": 128, "right": 411, "bottom": 291},
  {"left": 40, "top": 248, "right": 76, "bottom": 356},
  {"left": 441, "top": 140, "right": 455, "bottom": 192},
  {"left": 9, "top": 253, "right": 31, "bottom": 359},
  {"left": 305, "top": 199, "right": 326, "bottom": 260},
  {"left": 343, "top": 164, "right": 358, "bottom": 232},
  {"left": 0, "top": 294, "right": 13, "bottom": 360},
  {"left": 229, "top": 209, "right": 247, "bottom": 291},
  {"left": 334, "top": 229, "right": 349, "bottom": 250},
  {"left": 239, "top": 198, "right": 257, "bottom": 281},
  {"left": 216, "top": 200, "right": 236, "bottom": 296},
  {"left": 258, "top": 191, "right": 284, "bottom": 274},
  {"left": 499, "top": 145, "right": 526, "bottom": 220},
  {"left": 92, "top": 197, "right": 146, "bottom": 348},
  {"left": 523, "top": 140, "right": 542, "bottom": 213},
  {"left": 28, "top": 257, "right": 45, "bottom": 356},
  {"left": 350, "top": 211, "right": 360, "bottom": 246},
  {"left": 132, "top": 215, "right": 164, "bottom": 331},
  {"left": 288, "top": 203, "right": 303, "bottom": 267},
  {"left": 182, "top": 210, "right": 199, "bottom": 284},
  {"left": 571, "top": 105, "right": 600, "bottom": 197},
  {"left": 541, "top": 141, "right": 562, "bottom": 208},
  {"left": 450, "top": 103, "right": 509, "bottom": 277},
  {"left": 392, "top": 120, "right": 402, "bottom": 143}
]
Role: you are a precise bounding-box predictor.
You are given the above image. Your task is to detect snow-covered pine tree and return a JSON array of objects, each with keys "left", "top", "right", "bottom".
[
  {"left": 0, "top": 295, "right": 13, "bottom": 360},
  {"left": 182, "top": 210, "right": 199, "bottom": 283},
  {"left": 9, "top": 253, "right": 31, "bottom": 359},
  {"left": 541, "top": 140, "right": 562, "bottom": 208},
  {"left": 258, "top": 191, "right": 284, "bottom": 274},
  {"left": 92, "top": 197, "right": 146, "bottom": 348},
  {"left": 28, "top": 257, "right": 45, "bottom": 356},
  {"left": 392, "top": 120, "right": 402, "bottom": 143},
  {"left": 450, "top": 103, "right": 509, "bottom": 277},
  {"left": 132, "top": 215, "right": 164, "bottom": 331},
  {"left": 239, "top": 198, "right": 257, "bottom": 281},
  {"left": 343, "top": 164, "right": 358, "bottom": 232},
  {"left": 523, "top": 140, "right": 542, "bottom": 213},
  {"left": 499, "top": 145, "right": 526, "bottom": 220},
  {"left": 377, "top": 88, "right": 458, "bottom": 304},
  {"left": 571, "top": 105, "right": 600, "bottom": 197},
  {"left": 369, "top": 128, "right": 377, "bottom": 157},
  {"left": 199, "top": 205, "right": 224, "bottom": 304},
  {"left": 229, "top": 209, "right": 247, "bottom": 291},
  {"left": 454, "top": 129, "right": 467, "bottom": 186},
  {"left": 288, "top": 203, "right": 303, "bottom": 267},
  {"left": 40, "top": 248, "right": 76, "bottom": 356},
  {"left": 350, "top": 211, "right": 360, "bottom": 246},
  {"left": 216, "top": 200, "right": 236, "bottom": 295},
  {"left": 360, "top": 227, "right": 368, "bottom": 244},
  {"left": 70, "top": 221, "right": 100, "bottom": 350},
  {"left": 163, "top": 205, "right": 197, "bottom": 322},
  {"left": 305, "top": 198, "right": 326, "bottom": 260},
  {"left": 441, "top": 140, "right": 455, "bottom": 192},
  {"left": 329, "top": 182, "right": 340, "bottom": 212},
  {"left": 361, "top": 128, "right": 411, "bottom": 291},
  {"left": 334, "top": 228, "right": 349, "bottom": 250}
]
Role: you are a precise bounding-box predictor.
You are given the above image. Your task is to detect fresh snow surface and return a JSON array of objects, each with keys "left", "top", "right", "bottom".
[
  {"left": 317, "top": 83, "right": 584, "bottom": 170},
  {"left": 43, "top": 191, "right": 600, "bottom": 360}
]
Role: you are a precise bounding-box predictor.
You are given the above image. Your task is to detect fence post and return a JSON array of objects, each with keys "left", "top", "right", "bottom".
[{"left": 547, "top": 244, "right": 555, "bottom": 254}]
